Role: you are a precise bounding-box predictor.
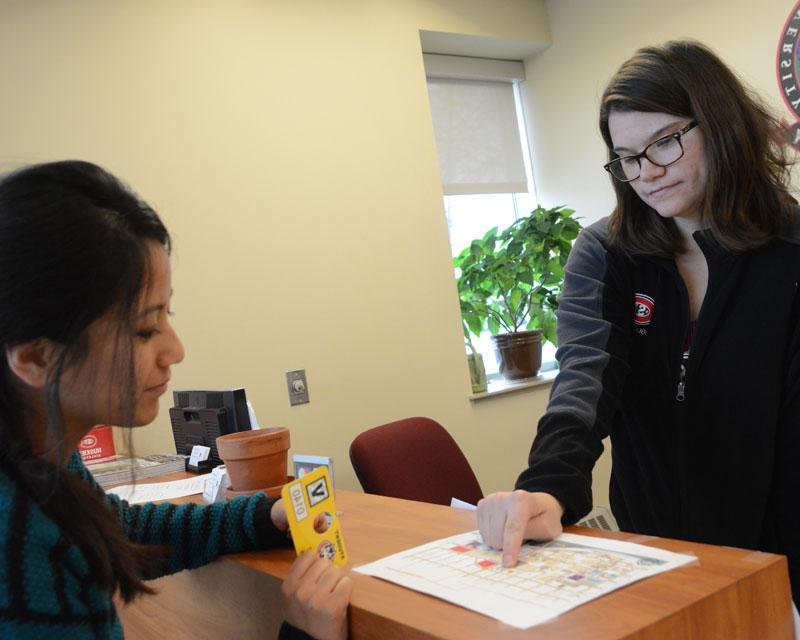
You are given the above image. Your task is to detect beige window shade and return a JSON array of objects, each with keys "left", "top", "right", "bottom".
[{"left": 427, "top": 77, "right": 528, "bottom": 195}]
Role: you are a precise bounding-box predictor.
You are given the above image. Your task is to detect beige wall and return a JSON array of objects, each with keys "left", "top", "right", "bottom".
[
  {"left": 14, "top": 0, "right": 786, "bottom": 511},
  {"left": 523, "top": 0, "right": 800, "bottom": 226},
  {"left": 0, "top": 1, "right": 570, "bottom": 499}
]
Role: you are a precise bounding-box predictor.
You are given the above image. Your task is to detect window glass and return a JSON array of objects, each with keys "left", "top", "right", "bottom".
[{"left": 427, "top": 72, "right": 558, "bottom": 379}]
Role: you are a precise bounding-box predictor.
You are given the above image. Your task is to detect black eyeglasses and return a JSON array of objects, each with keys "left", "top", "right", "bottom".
[{"left": 604, "top": 121, "right": 698, "bottom": 183}]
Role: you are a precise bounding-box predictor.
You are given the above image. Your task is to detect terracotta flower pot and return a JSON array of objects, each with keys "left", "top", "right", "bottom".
[
  {"left": 491, "top": 329, "right": 543, "bottom": 380},
  {"left": 225, "top": 476, "right": 294, "bottom": 500},
  {"left": 216, "top": 427, "right": 290, "bottom": 492}
]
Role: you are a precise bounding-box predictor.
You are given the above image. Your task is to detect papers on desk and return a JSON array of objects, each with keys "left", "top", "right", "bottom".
[
  {"left": 449, "top": 497, "right": 477, "bottom": 511},
  {"left": 86, "top": 453, "right": 186, "bottom": 488},
  {"left": 107, "top": 475, "right": 207, "bottom": 504},
  {"left": 355, "top": 530, "right": 694, "bottom": 630}
]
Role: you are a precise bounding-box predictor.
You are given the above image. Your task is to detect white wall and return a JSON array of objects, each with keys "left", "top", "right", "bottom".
[{"left": 0, "top": 0, "right": 571, "bottom": 500}]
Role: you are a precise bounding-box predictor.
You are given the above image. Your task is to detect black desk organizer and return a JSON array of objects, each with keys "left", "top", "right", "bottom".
[{"left": 169, "top": 406, "right": 228, "bottom": 473}]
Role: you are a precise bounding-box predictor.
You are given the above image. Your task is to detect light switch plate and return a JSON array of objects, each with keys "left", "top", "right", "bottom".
[{"left": 286, "top": 369, "right": 310, "bottom": 406}]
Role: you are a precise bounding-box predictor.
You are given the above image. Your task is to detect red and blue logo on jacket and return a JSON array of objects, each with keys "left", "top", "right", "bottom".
[{"left": 634, "top": 294, "right": 655, "bottom": 326}]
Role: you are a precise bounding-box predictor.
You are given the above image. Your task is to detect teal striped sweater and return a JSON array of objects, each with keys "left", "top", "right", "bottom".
[{"left": 0, "top": 452, "right": 293, "bottom": 639}]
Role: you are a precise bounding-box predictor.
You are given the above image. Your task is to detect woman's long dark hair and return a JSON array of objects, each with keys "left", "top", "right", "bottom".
[
  {"left": 599, "top": 40, "right": 795, "bottom": 256},
  {"left": 0, "top": 160, "right": 170, "bottom": 601}
]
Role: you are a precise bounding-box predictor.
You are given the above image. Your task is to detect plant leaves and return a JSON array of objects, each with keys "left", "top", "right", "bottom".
[{"left": 454, "top": 203, "right": 581, "bottom": 345}]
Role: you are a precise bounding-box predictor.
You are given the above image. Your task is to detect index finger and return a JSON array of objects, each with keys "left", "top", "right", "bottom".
[{"left": 500, "top": 510, "right": 526, "bottom": 568}]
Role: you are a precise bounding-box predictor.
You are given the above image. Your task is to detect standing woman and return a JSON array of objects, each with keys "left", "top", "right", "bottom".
[
  {"left": 477, "top": 40, "right": 800, "bottom": 608},
  {"left": 0, "top": 160, "right": 352, "bottom": 639}
]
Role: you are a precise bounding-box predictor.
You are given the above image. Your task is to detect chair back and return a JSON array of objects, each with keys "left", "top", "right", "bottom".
[{"left": 349, "top": 416, "right": 483, "bottom": 506}]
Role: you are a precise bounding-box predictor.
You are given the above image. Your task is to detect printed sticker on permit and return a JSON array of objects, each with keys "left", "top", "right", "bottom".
[{"left": 281, "top": 466, "right": 347, "bottom": 566}]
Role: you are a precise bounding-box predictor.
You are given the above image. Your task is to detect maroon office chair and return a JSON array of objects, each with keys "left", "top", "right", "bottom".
[{"left": 349, "top": 416, "right": 483, "bottom": 506}]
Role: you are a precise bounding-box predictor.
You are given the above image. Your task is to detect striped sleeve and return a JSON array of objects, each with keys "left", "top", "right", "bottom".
[
  {"left": 515, "top": 222, "right": 633, "bottom": 524},
  {"left": 0, "top": 477, "right": 123, "bottom": 638},
  {"left": 68, "top": 455, "right": 289, "bottom": 578},
  {"left": 110, "top": 494, "right": 277, "bottom": 576}
]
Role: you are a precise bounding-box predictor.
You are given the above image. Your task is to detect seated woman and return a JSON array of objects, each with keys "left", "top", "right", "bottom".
[{"left": 0, "top": 160, "right": 352, "bottom": 639}]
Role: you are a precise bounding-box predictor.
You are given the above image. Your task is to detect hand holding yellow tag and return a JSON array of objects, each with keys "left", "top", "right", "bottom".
[{"left": 281, "top": 466, "right": 347, "bottom": 566}]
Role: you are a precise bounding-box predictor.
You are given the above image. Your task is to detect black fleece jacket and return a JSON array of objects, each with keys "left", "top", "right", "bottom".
[{"left": 516, "top": 215, "right": 800, "bottom": 605}]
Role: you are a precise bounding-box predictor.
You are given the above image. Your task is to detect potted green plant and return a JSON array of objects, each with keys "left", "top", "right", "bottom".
[{"left": 454, "top": 205, "right": 581, "bottom": 381}]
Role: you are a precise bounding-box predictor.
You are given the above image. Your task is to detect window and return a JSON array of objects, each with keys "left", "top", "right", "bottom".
[
  {"left": 425, "top": 55, "right": 556, "bottom": 378},
  {"left": 444, "top": 193, "right": 558, "bottom": 377}
]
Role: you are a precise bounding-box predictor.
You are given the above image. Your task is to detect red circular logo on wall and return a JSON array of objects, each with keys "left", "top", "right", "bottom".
[
  {"left": 777, "top": 1, "right": 800, "bottom": 150},
  {"left": 634, "top": 294, "right": 655, "bottom": 326}
]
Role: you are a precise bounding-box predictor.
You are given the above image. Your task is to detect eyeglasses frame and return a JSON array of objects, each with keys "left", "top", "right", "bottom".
[{"left": 603, "top": 120, "right": 699, "bottom": 183}]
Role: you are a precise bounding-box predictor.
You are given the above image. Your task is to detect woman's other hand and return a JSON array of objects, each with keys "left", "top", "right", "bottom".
[{"left": 281, "top": 552, "right": 353, "bottom": 640}]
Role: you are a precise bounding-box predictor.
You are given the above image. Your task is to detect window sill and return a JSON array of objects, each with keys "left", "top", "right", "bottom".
[{"left": 469, "top": 369, "right": 557, "bottom": 401}]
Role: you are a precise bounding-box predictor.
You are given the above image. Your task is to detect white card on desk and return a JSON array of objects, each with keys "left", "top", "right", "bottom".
[
  {"left": 189, "top": 445, "right": 211, "bottom": 467},
  {"left": 203, "top": 465, "right": 230, "bottom": 503}
]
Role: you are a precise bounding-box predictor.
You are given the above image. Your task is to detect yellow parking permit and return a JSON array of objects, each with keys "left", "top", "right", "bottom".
[{"left": 281, "top": 466, "right": 347, "bottom": 566}]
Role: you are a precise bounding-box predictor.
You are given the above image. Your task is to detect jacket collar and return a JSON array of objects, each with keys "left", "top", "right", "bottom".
[{"left": 691, "top": 228, "right": 728, "bottom": 262}]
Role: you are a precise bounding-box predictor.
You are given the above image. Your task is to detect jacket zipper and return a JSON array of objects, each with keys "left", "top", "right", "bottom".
[
  {"left": 674, "top": 342, "right": 690, "bottom": 539},
  {"left": 676, "top": 349, "right": 689, "bottom": 402},
  {"left": 675, "top": 295, "right": 695, "bottom": 540}
]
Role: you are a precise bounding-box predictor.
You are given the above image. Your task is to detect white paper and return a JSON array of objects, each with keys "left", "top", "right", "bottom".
[
  {"left": 108, "top": 475, "right": 207, "bottom": 504},
  {"left": 449, "top": 497, "right": 477, "bottom": 511},
  {"left": 355, "top": 531, "right": 695, "bottom": 630}
]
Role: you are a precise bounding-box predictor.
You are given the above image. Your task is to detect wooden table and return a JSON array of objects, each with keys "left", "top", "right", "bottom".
[{"left": 118, "top": 481, "right": 794, "bottom": 639}]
